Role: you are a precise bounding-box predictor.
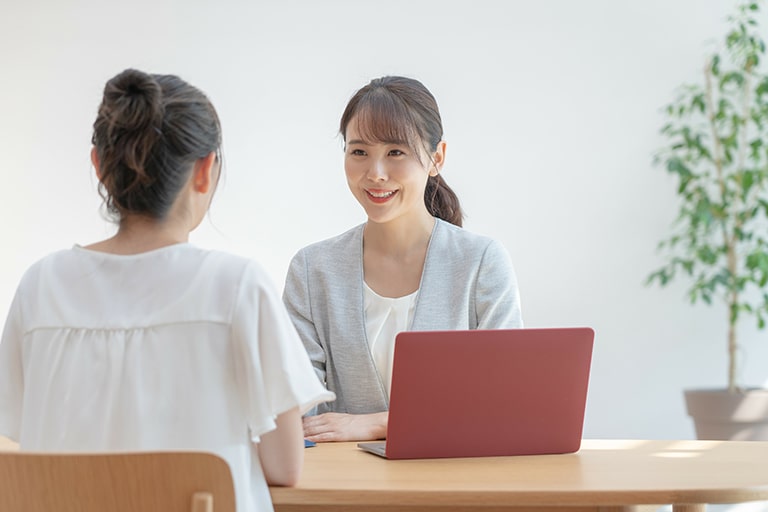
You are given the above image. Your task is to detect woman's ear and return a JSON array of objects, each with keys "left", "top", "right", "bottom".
[
  {"left": 429, "top": 140, "right": 447, "bottom": 177},
  {"left": 192, "top": 151, "right": 217, "bottom": 194},
  {"left": 91, "top": 147, "right": 102, "bottom": 181}
]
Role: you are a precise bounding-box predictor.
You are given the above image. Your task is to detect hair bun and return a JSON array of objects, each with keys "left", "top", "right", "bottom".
[
  {"left": 103, "top": 68, "right": 164, "bottom": 133},
  {"left": 92, "top": 69, "right": 221, "bottom": 221}
]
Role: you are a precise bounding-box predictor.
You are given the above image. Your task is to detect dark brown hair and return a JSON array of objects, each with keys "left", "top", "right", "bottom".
[
  {"left": 92, "top": 68, "right": 222, "bottom": 220},
  {"left": 339, "top": 76, "right": 464, "bottom": 227}
]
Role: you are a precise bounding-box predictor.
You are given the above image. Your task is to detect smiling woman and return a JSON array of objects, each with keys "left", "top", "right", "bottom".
[
  {"left": 343, "top": 119, "right": 444, "bottom": 229},
  {"left": 341, "top": 76, "right": 462, "bottom": 229},
  {"left": 282, "top": 75, "right": 524, "bottom": 444}
]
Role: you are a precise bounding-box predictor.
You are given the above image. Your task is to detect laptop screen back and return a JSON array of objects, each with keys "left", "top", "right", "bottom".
[{"left": 384, "top": 327, "right": 594, "bottom": 459}]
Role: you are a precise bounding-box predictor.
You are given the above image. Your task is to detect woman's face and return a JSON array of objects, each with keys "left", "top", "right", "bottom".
[{"left": 344, "top": 117, "right": 443, "bottom": 226}]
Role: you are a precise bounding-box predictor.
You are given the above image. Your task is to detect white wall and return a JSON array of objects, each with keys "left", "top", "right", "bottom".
[{"left": 2, "top": 0, "right": 767, "bottom": 440}]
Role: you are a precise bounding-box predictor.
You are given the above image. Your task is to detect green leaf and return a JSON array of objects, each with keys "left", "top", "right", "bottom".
[
  {"left": 697, "top": 246, "right": 719, "bottom": 264},
  {"left": 691, "top": 93, "right": 706, "bottom": 113},
  {"left": 666, "top": 157, "right": 691, "bottom": 177},
  {"left": 742, "top": 169, "right": 756, "bottom": 194}
]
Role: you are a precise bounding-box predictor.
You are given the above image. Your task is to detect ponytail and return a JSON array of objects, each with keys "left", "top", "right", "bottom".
[{"left": 425, "top": 174, "right": 463, "bottom": 227}]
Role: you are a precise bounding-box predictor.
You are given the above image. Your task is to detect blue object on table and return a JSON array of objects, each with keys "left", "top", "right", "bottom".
[{"left": 304, "top": 439, "right": 316, "bottom": 448}]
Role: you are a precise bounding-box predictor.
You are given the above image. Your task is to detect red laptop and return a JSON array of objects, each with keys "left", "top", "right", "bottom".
[{"left": 357, "top": 327, "right": 594, "bottom": 459}]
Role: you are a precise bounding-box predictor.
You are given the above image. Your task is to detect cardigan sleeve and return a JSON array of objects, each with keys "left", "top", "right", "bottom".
[
  {"left": 282, "top": 250, "right": 328, "bottom": 392},
  {"left": 474, "top": 239, "right": 524, "bottom": 329}
]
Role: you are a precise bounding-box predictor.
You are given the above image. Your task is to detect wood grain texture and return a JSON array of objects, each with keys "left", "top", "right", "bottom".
[
  {"left": 269, "top": 439, "right": 768, "bottom": 511},
  {"left": 0, "top": 451, "right": 235, "bottom": 512}
]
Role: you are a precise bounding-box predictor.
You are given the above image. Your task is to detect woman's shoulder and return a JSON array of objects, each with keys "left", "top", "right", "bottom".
[
  {"left": 292, "top": 223, "right": 364, "bottom": 258},
  {"left": 14, "top": 248, "right": 82, "bottom": 287},
  {"left": 181, "top": 246, "right": 273, "bottom": 286},
  {"left": 433, "top": 219, "right": 502, "bottom": 252}
]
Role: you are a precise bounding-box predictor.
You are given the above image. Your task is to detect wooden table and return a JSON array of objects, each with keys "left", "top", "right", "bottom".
[
  {"left": 4, "top": 436, "right": 766, "bottom": 511},
  {"left": 269, "top": 439, "right": 768, "bottom": 512}
]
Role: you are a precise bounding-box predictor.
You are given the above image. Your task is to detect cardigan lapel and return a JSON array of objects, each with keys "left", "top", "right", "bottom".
[
  {"left": 327, "top": 224, "right": 389, "bottom": 413},
  {"left": 410, "top": 219, "right": 443, "bottom": 332}
]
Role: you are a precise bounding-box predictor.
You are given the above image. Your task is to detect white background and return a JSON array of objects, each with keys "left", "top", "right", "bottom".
[{"left": 2, "top": 0, "right": 768, "bottom": 440}]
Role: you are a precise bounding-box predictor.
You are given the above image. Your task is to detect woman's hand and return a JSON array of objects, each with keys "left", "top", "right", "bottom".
[{"left": 303, "top": 411, "right": 388, "bottom": 442}]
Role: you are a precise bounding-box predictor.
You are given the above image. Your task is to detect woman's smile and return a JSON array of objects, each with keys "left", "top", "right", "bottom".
[{"left": 366, "top": 188, "right": 398, "bottom": 203}]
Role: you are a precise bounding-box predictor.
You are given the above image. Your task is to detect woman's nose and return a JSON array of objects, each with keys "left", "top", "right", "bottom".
[{"left": 366, "top": 159, "right": 387, "bottom": 181}]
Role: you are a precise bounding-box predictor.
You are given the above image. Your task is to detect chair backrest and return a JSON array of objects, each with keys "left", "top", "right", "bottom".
[{"left": 0, "top": 451, "right": 236, "bottom": 512}]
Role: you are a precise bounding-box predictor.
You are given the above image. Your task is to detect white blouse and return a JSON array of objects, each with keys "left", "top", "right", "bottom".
[
  {"left": 363, "top": 282, "right": 418, "bottom": 398},
  {"left": 0, "top": 244, "right": 334, "bottom": 512}
]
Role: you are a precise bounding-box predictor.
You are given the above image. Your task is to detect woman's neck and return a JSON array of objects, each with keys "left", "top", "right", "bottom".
[
  {"left": 363, "top": 213, "right": 436, "bottom": 257},
  {"left": 362, "top": 213, "right": 436, "bottom": 297},
  {"left": 84, "top": 215, "right": 190, "bottom": 255}
]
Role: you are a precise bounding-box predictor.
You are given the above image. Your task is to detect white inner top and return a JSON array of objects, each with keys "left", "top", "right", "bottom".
[{"left": 363, "top": 282, "right": 418, "bottom": 398}]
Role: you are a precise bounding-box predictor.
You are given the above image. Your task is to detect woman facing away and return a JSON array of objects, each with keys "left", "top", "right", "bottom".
[
  {"left": 283, "top": 76, "right": 523, "bottom": 443},
  {"left": 0, "top": 69, "right": 334, "bottom": 512}
]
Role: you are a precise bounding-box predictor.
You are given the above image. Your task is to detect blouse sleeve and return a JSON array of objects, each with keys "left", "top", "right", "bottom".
[
  {"left": 0, "top": 291, "right": 24, "bottom": 442},
  {"left": 475, "top": 239, "right": 524, "bottom": 329},
  {"left": 231, "top": 261, "right": 335, "bottom": 441}
]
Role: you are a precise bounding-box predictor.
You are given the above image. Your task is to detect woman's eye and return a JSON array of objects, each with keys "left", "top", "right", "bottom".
[
  {"left": 350, "top": 149, "right": 366, "bottom": 156},
  {"left": 389, "top": 149, "right": 405, "bottom": 156}
]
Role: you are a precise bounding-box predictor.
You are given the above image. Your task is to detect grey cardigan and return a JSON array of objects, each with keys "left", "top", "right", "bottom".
[{"left": 282, "top": 219, "right": 523, "bottom": 415}]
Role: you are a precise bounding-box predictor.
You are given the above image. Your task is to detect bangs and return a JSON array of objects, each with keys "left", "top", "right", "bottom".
[{"left": 347, "top": 90, "right": 422, "bottom": 151}]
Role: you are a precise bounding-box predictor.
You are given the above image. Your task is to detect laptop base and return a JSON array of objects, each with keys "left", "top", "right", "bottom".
[{"left": 358, "top": 441, "right": 387, "bottom": 458}]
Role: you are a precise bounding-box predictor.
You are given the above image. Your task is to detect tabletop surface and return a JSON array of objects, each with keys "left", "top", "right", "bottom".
[
  {"left": 3, "top": 437, "right": 767, "bottom": 507},
  {"left": 269, "top": 439, "right": 768, "bottom": 507}
]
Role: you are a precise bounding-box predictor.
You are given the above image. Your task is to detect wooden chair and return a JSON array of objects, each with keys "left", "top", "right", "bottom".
[{"left": 0, "top": 450, "right": 236, "bottom": 512}]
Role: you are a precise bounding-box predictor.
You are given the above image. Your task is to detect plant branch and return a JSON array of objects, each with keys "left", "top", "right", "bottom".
[{"left": 704, "top": 57, "right": 740, "bottom": 393}]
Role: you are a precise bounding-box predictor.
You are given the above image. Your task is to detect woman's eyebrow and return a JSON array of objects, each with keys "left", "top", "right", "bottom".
[{"left": 347, "top": 138, "right": 410, "bottom": 146}]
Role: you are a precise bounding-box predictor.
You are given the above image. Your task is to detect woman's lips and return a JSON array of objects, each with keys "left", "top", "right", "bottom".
[{"left": 366, "top": 189, "right": 398, "bottom": 204}]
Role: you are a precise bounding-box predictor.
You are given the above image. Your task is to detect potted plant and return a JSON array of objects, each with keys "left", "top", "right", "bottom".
[{"left": 647, "top": 0, "right": 768, "bottom": 440}]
